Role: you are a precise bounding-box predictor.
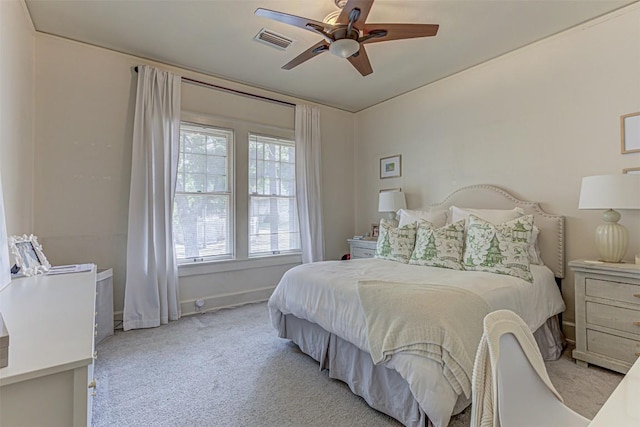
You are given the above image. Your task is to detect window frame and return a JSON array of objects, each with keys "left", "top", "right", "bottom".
[
  {"left": 174, "top": 121, "right": 235, "bottom": 264},
  {"left": 248, "top": 132, "right": 300, "bottom": 258},
  {"left": 176, "top": 111, "right": 301, "bottom": 272}
]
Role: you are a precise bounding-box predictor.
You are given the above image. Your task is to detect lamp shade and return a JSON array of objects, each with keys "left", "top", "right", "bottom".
[
  {"left": 378, "top": 191, "right": 406, "bottom": 213},
  {"left": 578, "top": 174, "right": 640, "bottom": 210}
]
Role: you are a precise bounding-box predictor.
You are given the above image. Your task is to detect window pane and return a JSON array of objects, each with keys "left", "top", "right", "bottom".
[
  {"left": 184, "top": 132, "right": 206, "bottom": 154},
  {"left": 207, "top": 156, "right": 227, "bottom": 176},
  {"left": 183, "top": 153, "right": 206, "bottom": 174},
  {"left": 207, "top": 175, "right": 227, "bottom": 193},
  {"left": 173, "top": 194, "right": 230, "bottom": 260},
  {"left": 248, "top": 196, "right": 300, "bottom": 255},
  {"left": 184, "top": 173, "right": 206, "bottom": 193}
]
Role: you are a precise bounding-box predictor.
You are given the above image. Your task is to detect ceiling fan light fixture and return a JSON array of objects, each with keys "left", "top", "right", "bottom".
[{"left": 329, "top": 38, "right": 360, "bottom": 58}]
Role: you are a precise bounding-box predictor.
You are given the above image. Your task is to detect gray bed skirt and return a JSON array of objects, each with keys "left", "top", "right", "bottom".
[{"left": 278, "top": 313, "right": 564, "bottom": 427}]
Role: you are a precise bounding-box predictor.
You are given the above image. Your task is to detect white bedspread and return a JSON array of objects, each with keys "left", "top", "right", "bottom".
[{"left": 268, "top": 258, "right": 565, "bottom": 427}]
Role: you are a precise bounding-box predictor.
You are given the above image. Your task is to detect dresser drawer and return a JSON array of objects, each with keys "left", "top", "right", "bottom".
[
  {"left": 351, "top": 246, "right": 376, "bottom": 259},
  {"left": 587, "top": 329, "right": 640, "bottom": 365},
  {"left": 586, "top": 278, "right": 640, "bottom": 306},
  {"left": 586, "top": 301, "right": 640, "bottom": 336}
]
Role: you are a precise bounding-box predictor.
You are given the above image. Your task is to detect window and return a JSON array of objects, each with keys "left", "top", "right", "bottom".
[
  {"left": 248, "top": 134, "right": 300, "bottom": 256},
  {"left": 173, "top": 123, "right": 233, "bottom": 262}
]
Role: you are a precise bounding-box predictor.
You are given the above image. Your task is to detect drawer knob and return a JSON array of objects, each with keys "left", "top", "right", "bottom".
[
  {"left": 88, "top": 379, "right": 97, "bottom": 389},
  {"left": 93, "top": 350, "right": 98, "bottom": 359}
]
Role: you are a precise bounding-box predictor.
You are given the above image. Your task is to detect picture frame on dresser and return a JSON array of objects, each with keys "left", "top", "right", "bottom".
[
  {"left": 621, "top": 112, "right": 640, "bottom": 154},
  {"left": 8, "top": 234, "right": 51, "bottom": 276}
]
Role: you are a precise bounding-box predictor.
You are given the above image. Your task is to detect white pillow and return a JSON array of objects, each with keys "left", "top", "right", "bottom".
[
  {"left": 529, "top": 225, "right": 542, "bottom": 265},
  {"left": 397, "top": 209, "right": 447, "bottom": 228},
  {"left": 449, "top": 206, "right": 525, "bottom": 225}
]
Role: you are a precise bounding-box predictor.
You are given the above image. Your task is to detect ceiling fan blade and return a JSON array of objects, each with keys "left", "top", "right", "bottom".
[
  {"left": 336, "top": 0, "right": 374, "bottom": 26},
  {"left": 282, "top": 41, "right": 329, "bottom": 70},
  {"left": 361, "top": 23, "right": 439, "bottom": 44},
  {"left": 255, "top": 8, "right": 333, "bottom": 34},
  {"left": 347, "top": 44, "right": 373, "bottom": 76}
]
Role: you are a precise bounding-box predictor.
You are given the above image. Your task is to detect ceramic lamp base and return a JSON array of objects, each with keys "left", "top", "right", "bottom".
[{"left": 595, "top": 210, "right": 628, "bottom": 263}]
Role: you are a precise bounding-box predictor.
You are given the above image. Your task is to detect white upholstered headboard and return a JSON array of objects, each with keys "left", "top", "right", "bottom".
[{"left": 425, "top": 184, "right": 565, "bottom": 278}]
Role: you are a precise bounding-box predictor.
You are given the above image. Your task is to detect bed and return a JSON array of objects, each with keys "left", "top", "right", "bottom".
[{"left": 268, "top": 185, "right": 567, "bottom": 427}]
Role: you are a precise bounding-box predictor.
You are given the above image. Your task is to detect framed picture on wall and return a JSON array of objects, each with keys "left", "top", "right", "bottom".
[
  {"left": 380, "top": 155, "right": 401, "bottom": 179},
  {"left": 623, "top": 167, "right": 640, "bottom": 175},
  {"left": 621, "top": 112, "right": 640, "bottom": 154}
]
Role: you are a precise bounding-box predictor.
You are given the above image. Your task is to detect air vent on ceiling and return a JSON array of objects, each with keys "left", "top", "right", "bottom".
[{"left": 254, "top": 28, "right": 294, "bottom": 50}]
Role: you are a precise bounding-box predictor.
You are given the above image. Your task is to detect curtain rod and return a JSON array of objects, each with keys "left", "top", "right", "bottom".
[{"left": 134, "top": 66, "right": 296, "bottom": 108}]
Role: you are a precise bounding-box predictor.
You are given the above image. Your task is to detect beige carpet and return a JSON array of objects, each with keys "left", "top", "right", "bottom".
[{"left": 92, "top": 302, "right": 622, "bottom": 426}]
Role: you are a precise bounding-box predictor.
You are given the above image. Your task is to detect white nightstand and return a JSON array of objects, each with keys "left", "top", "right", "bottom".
[
  {"left": 348, "top": 239, "right": 377, "bottom": 259},
  {"left": 570, "top": 259, "right": 640, "bottom": 374}
]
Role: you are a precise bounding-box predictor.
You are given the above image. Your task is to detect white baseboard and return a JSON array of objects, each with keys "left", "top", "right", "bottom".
[
  {"left": 181, "top": 286, "right": 276, "bottom": 316},
  {"left": 112, "top": 286, "right": 276, "bottom": 327}
]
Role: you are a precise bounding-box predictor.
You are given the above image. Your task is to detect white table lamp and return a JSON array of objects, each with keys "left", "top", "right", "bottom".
[
  {"left": 578, "top": 174, "right": 640, "bottom": 262},
  {"left": 378, "top": 191, "right": 406, "bottom": 221}
]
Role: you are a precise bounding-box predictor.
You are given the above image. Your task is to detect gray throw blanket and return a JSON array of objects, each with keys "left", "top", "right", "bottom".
[{"left": 358, "top": 280, "right": 492, "bottom": 398}]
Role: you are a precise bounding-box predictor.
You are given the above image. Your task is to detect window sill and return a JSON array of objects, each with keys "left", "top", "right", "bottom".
[{"left": 177, "top": 254, "right": 302, "bottom": 278}]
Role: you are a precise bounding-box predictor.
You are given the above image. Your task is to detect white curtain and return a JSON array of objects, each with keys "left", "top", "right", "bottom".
[
  {"left": 0, "top": 173, "right": 10, "bottom": 288},
  {"left": 123, "top": 65, "right": 181, "bottom": 330},
  {"left": 295, "top": 105, "right": 324, "bottom": 263}
]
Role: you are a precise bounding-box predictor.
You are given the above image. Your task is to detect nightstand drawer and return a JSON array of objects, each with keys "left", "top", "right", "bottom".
[
  {"left": 352, "top": 246, "right": 376, "bottom": 259},
  {"left": 587, "top": 329, "right": 640, "bottom": 365},
  {"left": 586, "top": 278, "right": 640, "bottom": 306},
  {"left": 586, "top": 301, "right": 640, "bottom": 336}
]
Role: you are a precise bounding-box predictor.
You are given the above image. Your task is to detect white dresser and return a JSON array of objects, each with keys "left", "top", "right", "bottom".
[
  {"left": 589, "top": 354, "right": 640, "bottom": 426},
  {"left": 0, "top": 267, "right": 98, "bottom": 427},
  {"left": 570, "top": 260, "right": 640, "bottom": 374},
  {"left": 348, "top": 239, "right": 377, "bottom": 259}
]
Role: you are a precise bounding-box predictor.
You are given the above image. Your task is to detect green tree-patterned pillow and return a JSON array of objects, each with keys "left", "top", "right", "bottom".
[
  {"left": 409, "top": 220, "right": 465, "bottom": 270},
  {"left": 463, "top": 214, "right": 534, "bottom": 282},
  {"left": 374, "top": 218, "right": 416, "bottom": 263}
]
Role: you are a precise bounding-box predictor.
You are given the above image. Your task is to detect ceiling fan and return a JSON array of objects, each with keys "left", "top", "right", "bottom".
[{"left": 255, "top": 0, "right": 439, "bottom": 77}]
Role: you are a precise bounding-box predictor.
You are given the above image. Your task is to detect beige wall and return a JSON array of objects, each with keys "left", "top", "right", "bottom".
[
  {"left": 354, "top": 4, "right": 640, "bottom": 340},
  {"left": 34, "top": 35, "right": 355, "bottom": 315},
  {"left": 0, "top": 0, "right": 35, "bottom": 237}
]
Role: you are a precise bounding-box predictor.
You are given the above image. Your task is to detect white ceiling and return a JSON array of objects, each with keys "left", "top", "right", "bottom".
[{"left": 25, "top": 0, "right": 636, "bottom": 112}]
